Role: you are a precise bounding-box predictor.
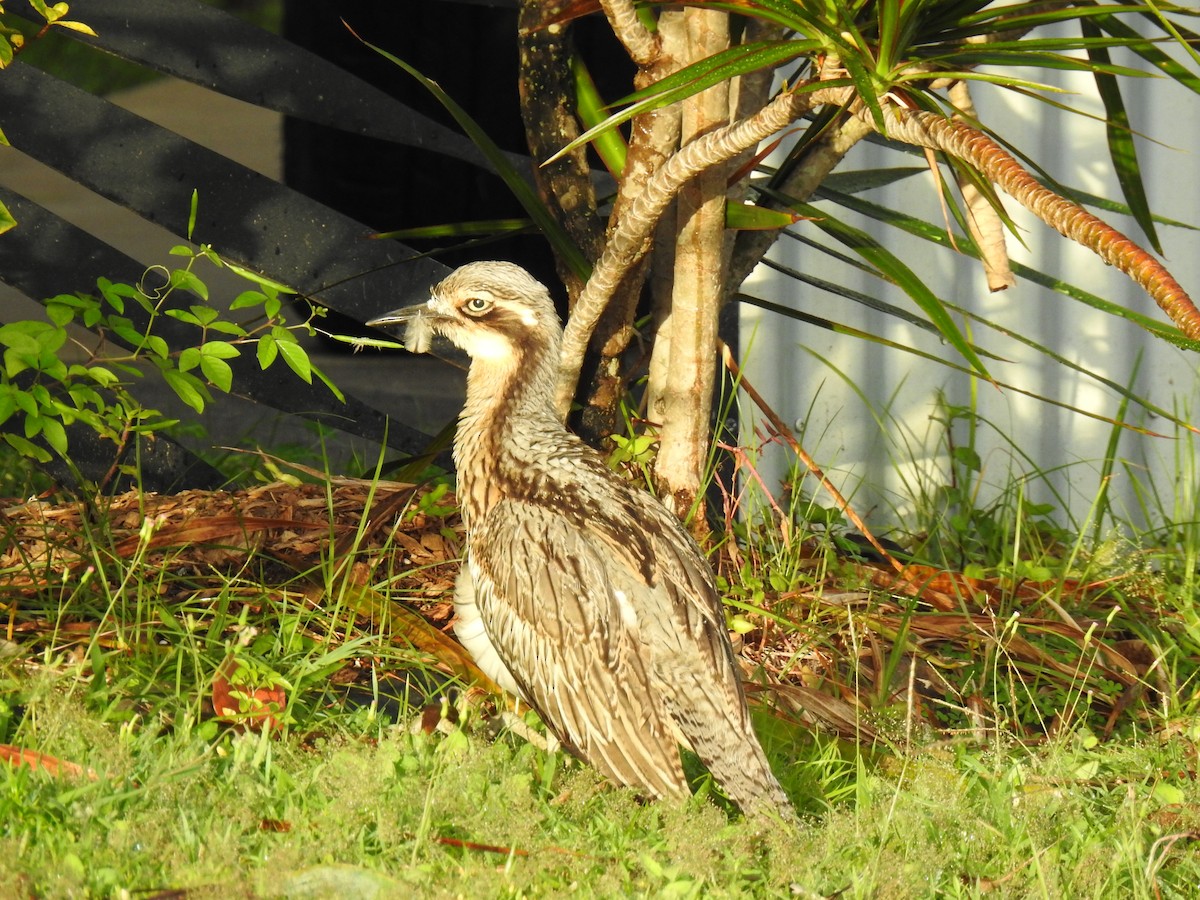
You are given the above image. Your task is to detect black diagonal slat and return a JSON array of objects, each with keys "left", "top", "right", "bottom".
[
  {"left": 0, "top": 186, "right": 440, "bottom": 459},
  {"left": 0, "top": 62, "right": 451, "bottom": 326},
  {"left": 7, "top": 0, "right": 530, "bottom": 178}
]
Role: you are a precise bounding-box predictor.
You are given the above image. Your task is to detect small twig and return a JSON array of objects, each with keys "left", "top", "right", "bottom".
[
  {"left": 96, "top": 419, "right": 134, "bottom": 495},
  {"left": 715, "top": 441, "right": 792, "bottom": 547},
  {"left": 721, "top": 341, "right": 904, "bottom": 573}
]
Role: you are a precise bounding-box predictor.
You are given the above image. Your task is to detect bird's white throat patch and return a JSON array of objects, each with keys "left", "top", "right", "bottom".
[{"left": 461, "top": 328, "right": 519, "bottom": 363}]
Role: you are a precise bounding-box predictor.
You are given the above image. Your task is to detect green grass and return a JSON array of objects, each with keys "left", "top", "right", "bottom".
[{"left": 2, "top": 667, "right": 1197, "bottom": 897}]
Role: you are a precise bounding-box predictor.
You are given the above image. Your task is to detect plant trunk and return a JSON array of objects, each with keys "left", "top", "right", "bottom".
[{"left": 647, "top": 8, "right": 729, "bottom": 529}]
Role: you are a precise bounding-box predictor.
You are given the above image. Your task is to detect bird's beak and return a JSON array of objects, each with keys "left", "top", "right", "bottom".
[
  {"left": 367, "top": 299, "right": 448, "bottom": 355},
  {"left": 365, "top": 302, "right": 428, "bottom": 331}
]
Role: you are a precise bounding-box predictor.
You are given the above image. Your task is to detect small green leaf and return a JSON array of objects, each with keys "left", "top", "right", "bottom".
[
  {"left": 166, "top": 308, "right": 202, "bottom": 326},
  {"left": 27, "top": 383, "right": 51, "bottom": 409},
  {"left": 0, "top": 198, "right": 15, "bottom": 235},
  {"left": 40, "top": 417, "right": 68, "bottom": 455},
  {"left": 200, "top": 340, "right": 240, "bottom": 360},
  {"left": 953, "top": 446, "right": 982, "bottom": 473},
  {"left": 67, "top": 384, "right": 102, "bottom": 410},
  {"left": 143, "top": 335, "right": 170, "bottom": 360},
  {"left": 1153, "top": 782, "right": 1186, "bottom": 806},
  {"left": 82, "top": 365, "right": 119, "bottom": 388},
  {"left": 223, "top": 261, "right": 296, "bottom": 295},
  {"left": 171, "top": 269, "right": 209, "bottom": 301},
  {"left": 12, "top": 390, "right": 37, "bottom": 417},
  {"left": 45, "top": 303, "right": 76, "bottom": 327},
  {"left": 178, "top": 347, "right": 201, "bottom": 372},
  {"left": 729, "top": 616, "right": 755, "bottom": 635},
  {"left": 162, "top": 367, "right": 208, "bottom": 413},
  {"left": 0, "top": 323, "right": 41, "bottom": 356},
  {"left": 33, "top": 323, "right": 67, "bottom": 356},
  {"left": 2, "top": 349, "right": 28, "bottom": 379},
  {"left": 53, "top": 18, "right": 96, "bottom": 36},
  {"left": 187, "top": 188, "right": 199, "bottom": 241},
  {"left": 4, "top": 433, "right": 52, "bottom": 463},
  {"left": 206, "top": 320, "right": 248, "bottom": 336},
  {"left": 231, "top": 290, "right": 267, "bottom": 310},
  {"left": 109, "top": 319, "right": 143, "bottom": 347},
  {"left": 277, "top": 340, "right": 312, "bottom": 383},
  {"left": 199, "top": 355, "right": 233, "bottom": 393},
  {"left": 190, "top": 305, "right": 220, "bottom": 326},
  {"left": 257, "top": 334, "right": 278, "bottom": 369},
  {"left": 96, "top": 277, "right": 138, "bottom": 312}
]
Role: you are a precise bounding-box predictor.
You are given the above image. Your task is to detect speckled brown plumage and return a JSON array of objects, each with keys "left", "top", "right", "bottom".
[{"left": 368, "top": 261, "right": 796, "bottom": 822}]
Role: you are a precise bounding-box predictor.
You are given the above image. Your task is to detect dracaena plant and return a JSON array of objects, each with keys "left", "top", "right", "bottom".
[{"left": 422, "top": 0, "right": 1200, "bottom": 525}]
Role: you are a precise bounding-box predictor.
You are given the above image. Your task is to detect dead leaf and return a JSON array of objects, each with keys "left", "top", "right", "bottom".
[
  {"left": 0, "top": 744, "right": 96, "bottom": 779},
  {"left": 211, "top": 655, "right": 288, "bottom": 733}
]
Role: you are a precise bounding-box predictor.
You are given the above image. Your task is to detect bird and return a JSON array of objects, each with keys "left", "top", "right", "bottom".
[{"left": 368, "top": 261, "right": 796, "bottom": 823}]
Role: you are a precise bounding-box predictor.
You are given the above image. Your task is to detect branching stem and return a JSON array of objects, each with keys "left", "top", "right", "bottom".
[
  {"left": 600, "top": 0, "right": 659, "bottom": 66},
  {"left": 555, "top": 84, "right": 848, "bottom": 415}
]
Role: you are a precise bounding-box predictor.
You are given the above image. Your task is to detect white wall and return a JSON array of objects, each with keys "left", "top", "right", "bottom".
[{"left": 741, "top": 62, "right": 1200, "bottom": 533}]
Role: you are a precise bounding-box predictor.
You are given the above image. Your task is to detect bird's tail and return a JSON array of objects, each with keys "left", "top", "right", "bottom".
[
  {"left": 701, "top": 726, "right": 798, "bottom": 824},
  {"left": 666, "top": 675, "right": 798, "bottom": 824}
]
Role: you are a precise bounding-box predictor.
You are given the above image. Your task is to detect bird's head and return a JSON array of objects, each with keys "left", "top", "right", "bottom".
[{"left": 367, "top": 261, "right": 561, "bottom": 364}]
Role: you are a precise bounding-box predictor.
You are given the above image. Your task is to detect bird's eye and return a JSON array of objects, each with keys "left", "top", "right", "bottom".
[{"left": 464, "top": 296, "right": 492, "bottom": 315}]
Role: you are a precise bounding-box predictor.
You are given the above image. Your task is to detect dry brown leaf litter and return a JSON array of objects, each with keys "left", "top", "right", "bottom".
[{"left": 0, "top": 479, "right": 1177, "bottom": 741}]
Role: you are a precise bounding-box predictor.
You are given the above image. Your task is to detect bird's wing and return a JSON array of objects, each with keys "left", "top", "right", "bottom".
[
  {"left": 469, "top": 499, "right": 690, "bottom": 798},
  {"left": 612, "top": 493, "right": 793, "bottom": 818},
  {"left": 618, "top": 490, "right": 756, "bottom": 735},
  {"left": 624, "top": 490, "right": 737, "bottom": 657}
]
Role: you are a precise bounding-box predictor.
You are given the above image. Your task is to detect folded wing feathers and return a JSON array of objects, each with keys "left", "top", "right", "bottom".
[{"left": 471, "top": 502, "right": 691, "bottom": 798}]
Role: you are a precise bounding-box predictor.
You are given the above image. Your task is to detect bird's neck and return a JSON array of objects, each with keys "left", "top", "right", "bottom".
[{"left": 454, "top": 339, "right": 564, "bottom": 526}]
